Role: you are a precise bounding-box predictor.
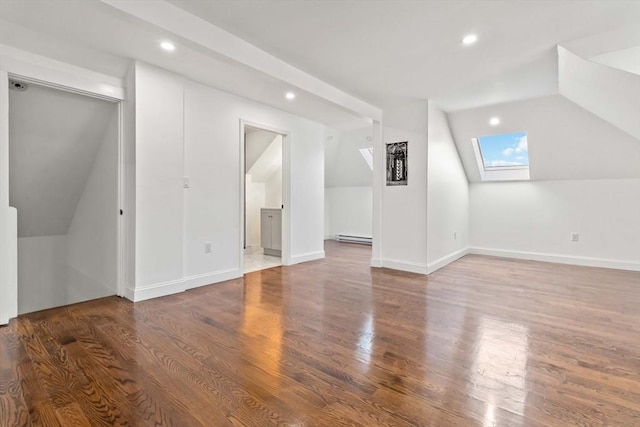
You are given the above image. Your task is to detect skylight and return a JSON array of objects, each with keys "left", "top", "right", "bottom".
[
  {"left": 478, "top": 131, "right": 528, "bottom": 169},
  {"left": 471, "top": 131, "right": 530, "bottom": 182},
  {"left": 359, "top": 147, "right": 373, "bottom": 170}
]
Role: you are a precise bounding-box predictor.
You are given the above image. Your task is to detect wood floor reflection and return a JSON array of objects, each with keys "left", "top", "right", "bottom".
[{"left": 1, "top": 241, "right": 639, "bottom": 426}]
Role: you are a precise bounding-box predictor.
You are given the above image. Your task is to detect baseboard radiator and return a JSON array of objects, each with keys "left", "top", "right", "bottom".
[{"left": 335, "top": 234, "right": 372, "bottom": 245}]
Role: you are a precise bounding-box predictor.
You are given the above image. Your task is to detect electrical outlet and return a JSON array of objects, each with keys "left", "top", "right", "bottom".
[
  {"left": 183, "top": 176, "right": 190, "bottom": 189},
  {"left": 570, "top": 232, "right": 579, "bottom": 242},
  {"left": 204, "top": 242, "right": 212, "bottom": 253},
  {"left": 453, "top": 231, "right": 457, "bottom": 240}
]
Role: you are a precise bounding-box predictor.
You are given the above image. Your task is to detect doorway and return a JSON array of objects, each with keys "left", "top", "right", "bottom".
[
  {"left": 9, "top": 79, "right": 120, "bottom": 314},
  {"left": 242, "top": 123, "right": 286, "bottom": 274},
  {"left": 324, "top": 125, "right": 374, "bottom": 246}
]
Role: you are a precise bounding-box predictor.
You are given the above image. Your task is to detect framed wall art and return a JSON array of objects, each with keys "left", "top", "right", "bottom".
[{"left": 386, "top": 141, "right": 408, "bottom": 186}]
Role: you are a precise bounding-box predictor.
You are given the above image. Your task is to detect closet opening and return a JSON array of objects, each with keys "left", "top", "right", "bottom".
[
  {"left": 324, "top": 125, "right": 374, "bottom": 249},
  {"left": 9, "top": 80, "right": 120, "bottom": 314}
]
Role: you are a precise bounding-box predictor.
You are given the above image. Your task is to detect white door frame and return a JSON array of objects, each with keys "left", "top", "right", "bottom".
[
  {"left": 0, "top": 66, "right": 126, "bottom": 324},
  {"left": 239, "top": 119, "right": 291, "bottom": 274}
]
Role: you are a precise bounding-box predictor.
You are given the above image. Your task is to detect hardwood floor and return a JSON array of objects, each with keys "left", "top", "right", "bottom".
[{"left": 1, "top": 241, "right": 639, "bottom": 426}]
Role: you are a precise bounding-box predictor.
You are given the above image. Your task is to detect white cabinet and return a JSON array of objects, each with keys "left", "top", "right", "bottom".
[{"left": 261, "top": 208, "right": 282, "bottom": 256}]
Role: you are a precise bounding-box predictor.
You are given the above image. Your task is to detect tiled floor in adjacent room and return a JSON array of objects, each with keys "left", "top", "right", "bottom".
[{"left": 243, "top": 247, "right": 281, "bottom": 273}]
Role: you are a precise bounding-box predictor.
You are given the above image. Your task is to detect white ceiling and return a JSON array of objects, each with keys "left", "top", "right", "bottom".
[
  {"left": 2, "top": 0, "right": 637, "bottom": 121},
  {"left": 590, "top": 46, "right": 640, "bottom": 75},
  {"left": 9, "top": 82, "right": 116, "bottom": 237},
  {"left": 0, "top": 0, "right": 370, "bottom": 129},
  {"left": 1, "top": 1, "right": 638, "bottom": 187},
  {"left": 166, "top": 0, "right": 640, "bottom": 112}
]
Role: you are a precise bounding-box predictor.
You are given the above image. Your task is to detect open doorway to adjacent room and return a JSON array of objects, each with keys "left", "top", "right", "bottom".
[
  {"left": 324, "top": 124, "right": 374, "bottom": 248},
  {"left": 9, "top": 79, "right": 120, "bottom": 314},
  {"left": 242, "top": 124, "right": 284, "bottom": 273}
]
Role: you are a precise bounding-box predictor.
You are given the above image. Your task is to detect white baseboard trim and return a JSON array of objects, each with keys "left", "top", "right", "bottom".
[
  {"left": 289, "top": 250, "right": 325, "bottom": 265},
  {"left": 185, "top": 268, "right": 242, "bottom": 290},
  {"left": 125, "top": 278, "right": 186, "bottom": 302},
  {"left": 469, "top": 247, "right": 640, "bottom": 271},
  {"left": 370, "top": 257, "right": 383, "bottom": 268},
  {"left": 381, "top": 258, "right": 428, "bottom": 275},
  {"left": 123, "top": 268, "right": 245, "bottom": 302},
  {"left": 427, "top": 247, "right": 470, "bottom": 274}
]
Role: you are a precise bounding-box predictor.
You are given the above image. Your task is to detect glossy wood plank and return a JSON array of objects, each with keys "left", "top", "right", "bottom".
[{"left": 1, "top": 241, "right": 639, "bottom": 426}]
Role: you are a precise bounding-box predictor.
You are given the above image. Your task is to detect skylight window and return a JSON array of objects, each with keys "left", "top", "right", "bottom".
[
  {"left": 478, "top": 131, "right": 528, "bottom": 169},
  {"left": 471, "top": 131, "right": 530, "bottom": 181},
  {"left": 359, "top": 147, "right": 373, "bottom": 170}
]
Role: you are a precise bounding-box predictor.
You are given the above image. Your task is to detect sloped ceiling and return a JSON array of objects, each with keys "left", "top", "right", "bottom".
[
  {"left": 558, "top": 44, "right": 640, "bottom": 140},
  {"left": 2, "top": 1, "right": 638, "bottom": 186},
  {"left": 166, "top": 0, "right": 640, "bottom": 113},
  {"left": 2, "top": 1, "right": 638, "bottom": 120},
  {"left": 447, "top": 94, "right": 640, "bottom": 182},
  {"left": 590, "top": 46, "right": 640, "bottom": 75},
  {"left": 325, "top": 127, "right": 373, "bottom": 188},
  {"left": 9, "top": 83, "right": 116, "bottom": 237},
  {"left": 247, "top": 134, "right": 281, "bottom": 183},
  {"left": 0, "top": 0, "right": 370, "bottom": 129},
  {"left": 433, "top": 49, "right": 559, "bottom": 112},
  {"left": 245, "top": 129, "right": 278, "bottom": 173}
]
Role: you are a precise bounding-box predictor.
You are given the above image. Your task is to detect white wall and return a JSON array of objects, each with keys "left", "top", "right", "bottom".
[
  {"left": 265, "top": 167, "right": 282, "bottom": 208},
  {"left": 66, "top": 109, "right": 118, "bottom": 298},
  {"left": 123, "top": 63, "right": 136, "bottom": 294},
  {"left": 324, "top": 126, "right": 373, "bottom": 241},
  {"left": 324, "top": 190, "right": 331, "bottom": 239},
  {"left": 559, "top": 45, "right": 640, "bottom": 139},
  {"left": 470, "top": 179, "right": 640, "bottom": 270},
  {"left": 427, "top": 103, "right": 469, "bottom": 272},
  {"left": 129, "top": 62, "right": 325, "bottom": 300},
  {"left": 325, "top": 127, "right": 373, "bottom": 188},
  {"left": 325, "top": 187, "right": 372, "bottom": 239},
  {"left": 245, "top": 175, "right": 265, "bottom": 248},
  {"left": 17, "top": 236, "right": 67, "bottom": 314},
  {"left": 380, "top": 123, "right": 428, "bottom": 273},
  {"left": 0, "top": 70, "right": 15, "bottom": 324},
  {"left": 134, "top": 63, "right": 185, "bottom": 289},
  {"left": 184, "top": 78, "right": 324, "bottom": 280}
]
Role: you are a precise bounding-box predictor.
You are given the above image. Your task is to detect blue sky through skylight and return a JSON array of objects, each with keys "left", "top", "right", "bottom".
[{"left": 478, "top": 131, "right": 528, "bottom": 168}]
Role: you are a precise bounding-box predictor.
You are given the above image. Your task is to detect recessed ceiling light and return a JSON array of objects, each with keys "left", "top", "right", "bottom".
[
  {"left": 489, "top": 117, "right": 500, "bottom": 126},
  {"left": 285, "top": 92, "right": 296, "bottom": 100},
  {"left": 160, "top": 41, "right": 175, "bottom": 52},
  {"left": 462, "top": 34, "right": 478, "bottom": 45}
]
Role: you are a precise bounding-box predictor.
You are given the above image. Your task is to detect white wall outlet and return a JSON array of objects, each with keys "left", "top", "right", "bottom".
[
  {"left": 204, "top": 242, "right": 212, "bottom": 253},
  {"left": 453, "top": 231, "right": 457, "bottom": 240},
  {"left": 570, "top": 232, "right": 579, "bottom": 242},
  {"left": 183, "top": 176, "right": 190, "bottom": 189}
]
